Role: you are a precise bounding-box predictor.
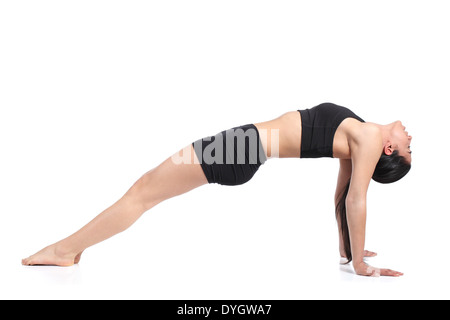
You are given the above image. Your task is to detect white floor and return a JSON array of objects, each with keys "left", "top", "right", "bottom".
[
  {"left": 3, "top": 242, "right": 450, "bottom": 300},
  {"left": 3, "top": 179, "right": 450, "bottom": 300}
]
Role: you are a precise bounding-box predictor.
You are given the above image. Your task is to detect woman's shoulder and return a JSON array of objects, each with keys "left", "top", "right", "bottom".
[
  {"left": 346, "top": 120, "right": 380, "bottom": 139},
  {"left": 347, "top": 121, "right": 382, "bottom": 152}
]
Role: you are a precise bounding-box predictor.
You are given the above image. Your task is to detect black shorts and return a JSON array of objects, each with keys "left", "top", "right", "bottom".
[{"left": 192, "top": 124, "right": 267, "bottom": 186}]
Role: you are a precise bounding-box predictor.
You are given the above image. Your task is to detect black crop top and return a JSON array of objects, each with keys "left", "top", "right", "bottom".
[{"left": 298, "top": 103, "right": 365, "bottom": 158}]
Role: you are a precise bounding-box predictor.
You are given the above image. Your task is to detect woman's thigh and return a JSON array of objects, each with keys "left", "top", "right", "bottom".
[{"left": 136, "top": 144, "right": 208, "bottom": 208}]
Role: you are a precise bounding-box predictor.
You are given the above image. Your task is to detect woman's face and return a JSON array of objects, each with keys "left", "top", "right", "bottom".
[{"left": 390, "top": 121, "right": 412, "bottom": 163}]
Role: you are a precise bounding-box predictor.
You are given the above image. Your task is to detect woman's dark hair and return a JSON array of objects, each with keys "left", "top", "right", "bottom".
[{"left": 335, "top": 150, "right": 411, "bottom": 263}]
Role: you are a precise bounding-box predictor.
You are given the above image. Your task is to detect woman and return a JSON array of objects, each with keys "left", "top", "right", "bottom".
[{"left": 22, "top": 103, "right": 412, "bottom": 277}]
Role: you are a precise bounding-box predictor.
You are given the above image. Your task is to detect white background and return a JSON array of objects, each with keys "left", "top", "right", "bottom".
[{"left": 1, "top": 0, "right": 449, "bottom": 299}]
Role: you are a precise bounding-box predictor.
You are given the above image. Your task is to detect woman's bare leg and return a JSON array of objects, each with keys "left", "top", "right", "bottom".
[{"left": 22, "top": 144, "right": 207, "bottom": 266}]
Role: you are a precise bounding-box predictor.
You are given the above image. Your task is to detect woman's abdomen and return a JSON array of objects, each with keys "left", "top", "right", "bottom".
[{"left": 254, "top": 111, "right": 302, "bottom": 159}]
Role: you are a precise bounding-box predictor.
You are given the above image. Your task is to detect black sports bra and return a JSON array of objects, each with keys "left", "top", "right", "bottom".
[{"left": 297, "top": 103, "right": 365, "bottom": 158}]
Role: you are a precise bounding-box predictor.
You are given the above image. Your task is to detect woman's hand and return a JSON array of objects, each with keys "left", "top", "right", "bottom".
[
  {"left": 353, "top": 261, "right": 404, "bottom": 277},
  {"left": 340, "top": 249, "right": 377, "bottom": 264},
  {"left": 363, "top": 250, "right": 377, "bottom": 258}
]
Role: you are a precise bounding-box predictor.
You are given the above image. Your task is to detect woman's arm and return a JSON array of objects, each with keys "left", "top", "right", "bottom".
[
  {"left": 347, "top": 126, "right": 403, "bottom": 277},
  {"left": 335, "top": 159, "right": 352, "bottom": 258},
  {"left": 335, "top": 159, "right": 378, "bottom": 262}
]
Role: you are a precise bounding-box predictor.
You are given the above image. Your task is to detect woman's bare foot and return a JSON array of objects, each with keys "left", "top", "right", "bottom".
[
  {"left": 22, "top": 244, "right": 82, "bottom": 267},
  {"left": 74, "top": 251, "right": 83, "bottom": 264}
]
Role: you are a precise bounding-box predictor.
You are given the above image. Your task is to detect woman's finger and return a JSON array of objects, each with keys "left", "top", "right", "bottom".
[{"left": 380, "top": 269, "right": 404, "bottom": 277}]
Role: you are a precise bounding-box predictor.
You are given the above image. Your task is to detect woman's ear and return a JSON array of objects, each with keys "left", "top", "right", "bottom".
[{"left": 383, "top": 143, "right": 394, "bottom": 156}]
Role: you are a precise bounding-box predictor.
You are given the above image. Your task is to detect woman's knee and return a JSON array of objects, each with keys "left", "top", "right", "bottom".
[
  {"left": 125, "top": 170, "right": 162, "bottom": 211},
  {"left": 125, "top": 152, "right": 209, "bottom": 211}
]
